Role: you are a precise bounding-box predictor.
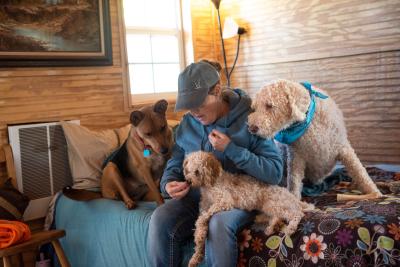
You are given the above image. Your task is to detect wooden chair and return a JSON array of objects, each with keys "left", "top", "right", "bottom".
[{"left": 0, "top": 144, "right": 70, "bottom": 267}]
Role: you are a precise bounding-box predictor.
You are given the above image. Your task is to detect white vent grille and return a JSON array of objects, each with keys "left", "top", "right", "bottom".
[{"left": 8, "top": 121, "right": 78, "bottom": 220}]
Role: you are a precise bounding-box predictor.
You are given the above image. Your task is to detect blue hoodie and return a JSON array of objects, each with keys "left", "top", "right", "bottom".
[{"left": 160, "top": 89, "right": 283, "bottom": 197}]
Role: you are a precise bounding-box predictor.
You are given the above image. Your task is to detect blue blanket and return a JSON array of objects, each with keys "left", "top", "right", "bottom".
[{"left": 54, "top": 195, "right": 203, "bottom": 267}]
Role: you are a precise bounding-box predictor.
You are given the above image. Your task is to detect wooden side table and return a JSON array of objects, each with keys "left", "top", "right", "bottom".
[{"left": 0, "top": 229, "right": 70, "bottom": 267}]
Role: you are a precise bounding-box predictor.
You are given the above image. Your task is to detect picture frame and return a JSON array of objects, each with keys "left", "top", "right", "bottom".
[{"left": 0, "top": 0, "right": 112, "bottom": 67}]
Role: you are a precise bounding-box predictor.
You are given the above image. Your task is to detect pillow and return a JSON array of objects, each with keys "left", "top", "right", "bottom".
[
  {"left": 61, "top": 122, "right": 131, "bottom": 190},
  {"left": 0, "top": 178, "right": 29, "bottom": 220}
]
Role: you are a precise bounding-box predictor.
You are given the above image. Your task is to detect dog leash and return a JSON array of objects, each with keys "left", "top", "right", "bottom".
[{"left": 274, "top": 81, "right": 328, "bottom": 145}]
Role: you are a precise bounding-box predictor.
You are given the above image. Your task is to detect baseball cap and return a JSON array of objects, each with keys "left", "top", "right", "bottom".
[{"left": 175, "top": 62, "right": 220, "bottom": 111}]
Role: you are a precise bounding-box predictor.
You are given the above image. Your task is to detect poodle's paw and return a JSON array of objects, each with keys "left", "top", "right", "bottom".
[
  {"left": 301, "top": 201, "right": 315, "bottom": 211},
  {"left": 124, "top": 199, "right": 136, "bottom": 209},
  {"left": 281, "top": 225, "right": 296, "bottom": 236},
  {"left": 194, "top": 234, "right": 206, "bottom": 244},
  {"left": 188, "top": 259, "right": 198, "bottom": 267},
  {"left": 264, "top": 226, "right": 275, "bottom": 236},
  {"left": 293, "top": 191, "right": 302, "bottom": 200},
  {"left": 372, "top": 190, "right": 384, "bottom": 198},
  {"left": 188, "top": 255, "right": 202, "bottom": 267}
]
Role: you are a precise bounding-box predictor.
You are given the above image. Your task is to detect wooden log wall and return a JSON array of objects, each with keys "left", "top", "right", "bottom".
[
  {"left": 196, "top": 0, "right": 400, "bottom": 164},
  {"left": 0, "top": 0, "right": 128, "bottom": 147},
  {"left": 0, "top": 0, "right": 182, "bottom": 182}
]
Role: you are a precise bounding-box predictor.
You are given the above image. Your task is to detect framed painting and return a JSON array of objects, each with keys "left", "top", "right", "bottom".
[{"left": 0, "top": 0, "right": 112, "bottom": 67}]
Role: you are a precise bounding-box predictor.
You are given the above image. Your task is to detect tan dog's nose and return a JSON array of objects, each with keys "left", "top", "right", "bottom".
[{"left": 248, "top": 125, "right": 259, "bottom": 134}]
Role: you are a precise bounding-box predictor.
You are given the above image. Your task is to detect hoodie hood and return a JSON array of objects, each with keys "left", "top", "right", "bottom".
[
  {"left": 175, "top": 89, "right": 252, "bottom": 157},
  {"left": 214, "top": 88, "right": 251, "bottom": 127}
]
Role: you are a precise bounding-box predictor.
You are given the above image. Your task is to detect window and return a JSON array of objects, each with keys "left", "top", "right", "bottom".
[{"left": 123, "top": 0, "right": 185, "bottom": 104}]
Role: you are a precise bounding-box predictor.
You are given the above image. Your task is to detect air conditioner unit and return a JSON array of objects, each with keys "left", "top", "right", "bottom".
[{"left": 8, "top": 121, "right": 78, "bottom": 220}]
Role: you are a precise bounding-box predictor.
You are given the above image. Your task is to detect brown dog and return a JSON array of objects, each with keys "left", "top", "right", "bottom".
[{"left": 64, "top": 99, "right": 173, "bottom": 209}]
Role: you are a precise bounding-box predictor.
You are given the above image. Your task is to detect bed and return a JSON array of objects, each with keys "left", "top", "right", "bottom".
[{"left": 53, "top": 165, "right": 400, "bottom": 267}]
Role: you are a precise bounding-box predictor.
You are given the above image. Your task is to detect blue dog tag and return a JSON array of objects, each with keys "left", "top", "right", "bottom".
[{"left": 143, "top": 149, "right": 151, "bottom": 157}]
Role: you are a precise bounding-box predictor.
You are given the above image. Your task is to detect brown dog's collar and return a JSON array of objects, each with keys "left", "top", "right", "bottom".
[
  {"left": 132, "top": 129, "right": 145, "bottom": 148},
  {"left": 132, "top": 129, "right": 152, "bottom": 157}
]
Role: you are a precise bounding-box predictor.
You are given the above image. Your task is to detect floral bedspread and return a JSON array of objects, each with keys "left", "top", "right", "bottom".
[{"left": 239, "top": 167, "right": 400, "bottom": 267}]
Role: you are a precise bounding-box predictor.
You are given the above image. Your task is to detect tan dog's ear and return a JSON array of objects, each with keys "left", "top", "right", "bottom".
[
  {"left": 288, "top": 94, "right": 306, "bottom": 122},
  {"left": 154, "top": 99, "right": 168, "bottom": 114},
  {"left": 183, "top": 159, "right": 188, "bottom": 169},
  {"left": 183, "top": 159, "right": 189, "bottom": 175},
  {"left": 130, "top": 111, "right": 145, "bottom": 126},
  {"left": 182, "top": 158, "right": 189, "bottom": 170},
  {"left": 280, "top": 81, "right": 307, "bottom": 122},
  {"left": 210, "top": 157, "right": 222, "bottom": 178},
  {"left": 203, "top": 154, "right": 222, "bottom": 187}
]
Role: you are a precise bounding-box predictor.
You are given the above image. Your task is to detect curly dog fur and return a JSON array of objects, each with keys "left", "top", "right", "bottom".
[
  {"left": 248, "top": 79, "right": 382, "bottom": 199},
  {"left": 183, "top": 151, "right": 313, "bottom": 267}
]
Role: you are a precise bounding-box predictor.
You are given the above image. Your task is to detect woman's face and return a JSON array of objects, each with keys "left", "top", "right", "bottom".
[{"left": 190, "top": 94, "right": 220, "bottom": 125}]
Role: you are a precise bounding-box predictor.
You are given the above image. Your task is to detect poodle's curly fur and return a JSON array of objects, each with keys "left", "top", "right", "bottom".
[
  {"left": 183, "top": 151, "right": 313, "bottom": 267},
  {"left": 247, "top": 79, "right": 382, "bottom": 199}
]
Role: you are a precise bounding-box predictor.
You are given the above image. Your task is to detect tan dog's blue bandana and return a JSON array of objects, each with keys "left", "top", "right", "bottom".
[{"left": 274, "top": 82, "right": 328, "bottom": 144}]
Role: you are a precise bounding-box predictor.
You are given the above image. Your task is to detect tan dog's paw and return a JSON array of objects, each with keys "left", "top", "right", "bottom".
[
  {"left": 281, "top": 225, "right": 296, "bottom": 236},
  {"left": 264, "top": 226, "right": 274, "bottom": 236},
  {"left": 188, "top": 257, "right": 199, "bottom": 267},
  {"left": 124, "top": 199, "right": 136, "bottom": 209}
]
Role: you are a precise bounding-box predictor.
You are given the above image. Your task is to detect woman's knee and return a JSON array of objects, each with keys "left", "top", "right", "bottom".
[
  {"left": 149, "top": 206, "right": 171, "bottom": 233},
  {"left": 208, "top": 213, "right": 233, "bottom": 236}
]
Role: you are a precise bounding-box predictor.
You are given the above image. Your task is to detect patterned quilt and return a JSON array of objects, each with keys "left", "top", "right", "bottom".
[{"left": 239, "top": 167, "right": 400, "bottom": 267}]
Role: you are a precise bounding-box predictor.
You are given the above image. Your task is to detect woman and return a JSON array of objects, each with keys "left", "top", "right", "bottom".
[{"left": 148, "top": 61, "right": 283, "bottom": 267}]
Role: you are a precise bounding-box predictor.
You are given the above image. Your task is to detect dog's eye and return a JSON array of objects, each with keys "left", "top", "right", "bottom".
[
  {"left": 145, "top": 132, "right": 152, "bottom": 137},
  {"left": 195, "top": 170, "right": 200, "bottom": 176},
  {"left": 160, "top": 125, "right": 166, "bottom": 132}
]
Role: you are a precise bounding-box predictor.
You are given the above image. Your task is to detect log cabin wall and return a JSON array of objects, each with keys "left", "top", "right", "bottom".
[
  {"left": 0, "top": 0, "right": 215, "bottom": 149},
  {"left": 0, "top": 0, "right": 131, "bottom": 145},
  {"left": 0, "top": 0, "right": 184, "bottom": 181},
  {"left": 197, "top": 0, "right": 400, "bottom": 164}
]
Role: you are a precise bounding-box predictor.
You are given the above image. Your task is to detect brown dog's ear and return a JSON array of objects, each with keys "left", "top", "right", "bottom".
[
  {"left": 154, "top": 99, "right": 168, "bottom": 114},
  {"left": 130, "top": 110, "right": 145, "bottom": 126}
]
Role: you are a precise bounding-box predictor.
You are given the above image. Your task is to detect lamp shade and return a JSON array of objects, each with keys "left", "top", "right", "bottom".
[
  {"left": 223, "top": 17, "right": 239, "bottom": 39},
  {"left": 211, "top": 0, "right": 221, "bottom": 9}
]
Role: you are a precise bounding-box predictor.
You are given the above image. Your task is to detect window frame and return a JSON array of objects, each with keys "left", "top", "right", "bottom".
[{"left": 123, "top": 0, "right": 186, "bottom": 106}]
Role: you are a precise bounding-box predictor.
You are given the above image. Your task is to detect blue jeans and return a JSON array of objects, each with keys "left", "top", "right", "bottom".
[{"left": 147, "top": 189, "right": 256, "bottom": 267}]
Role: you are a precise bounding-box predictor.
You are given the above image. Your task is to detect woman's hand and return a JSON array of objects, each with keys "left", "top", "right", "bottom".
[
  {"left": 208, "top": 130, "right": 231, "bottom": 152},
  {"left": 166, "top": 181, "right": 190, "bottom": 199}
]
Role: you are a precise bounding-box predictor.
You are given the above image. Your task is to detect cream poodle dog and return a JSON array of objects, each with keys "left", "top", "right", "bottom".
[
  {"left": 183, "top": 151, "right": 313, "bottom": 267},
  {"left": 247, "top": 79, "right": 382, "bottom": 201}
]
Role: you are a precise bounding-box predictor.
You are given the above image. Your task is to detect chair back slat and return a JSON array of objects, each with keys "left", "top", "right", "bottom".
[{"left": 0, "top": 145, "right": 17, "bottom": 188}]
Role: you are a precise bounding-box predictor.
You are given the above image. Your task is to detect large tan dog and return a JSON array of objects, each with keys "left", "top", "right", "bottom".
[
  {"left": 247, "top": 80, "right": 382, "bottom": 201},
  {"left": 64, "top": 99, "right": 173, "bottom": 209},
  {"left": 183, "top": 151, "right": 313, "bottom": 267}
]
